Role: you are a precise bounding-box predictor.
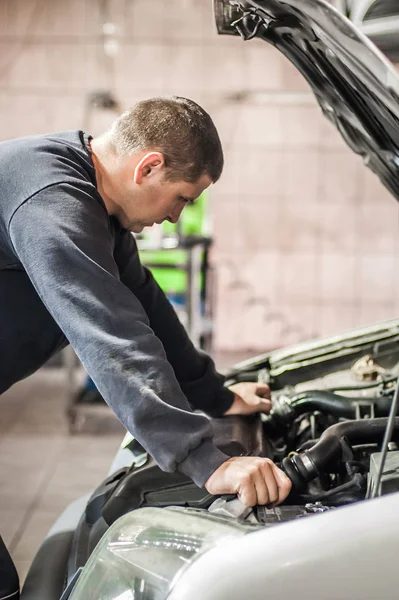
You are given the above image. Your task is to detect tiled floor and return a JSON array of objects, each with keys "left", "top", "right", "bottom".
[
  {"left": 0, "top": 367, "right": 123, "bottom": 583},
  {"left": 0, "top": 351, "right": 249, "bottom": 583}
]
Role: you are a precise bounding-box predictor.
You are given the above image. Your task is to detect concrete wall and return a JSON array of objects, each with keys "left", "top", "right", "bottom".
[{"left": 1, "top": 0, "right": 398, "bottom": 351}]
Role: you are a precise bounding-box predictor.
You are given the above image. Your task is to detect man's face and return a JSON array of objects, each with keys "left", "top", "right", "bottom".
[{"left": 116, "top": 155, "right": 212, "bottom": 232}]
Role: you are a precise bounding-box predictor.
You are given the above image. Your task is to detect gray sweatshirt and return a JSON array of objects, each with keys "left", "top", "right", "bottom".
[{"left": 0, "top": 130, "right": 234, "bottom": 487}]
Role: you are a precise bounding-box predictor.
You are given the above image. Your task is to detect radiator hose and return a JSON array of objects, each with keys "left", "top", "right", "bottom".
[
  {"left": 282, "top": 417, "right": 399, "bottom": 490},
  {"left": 272, "top": 391, "right": 393, "bottom": 422}
]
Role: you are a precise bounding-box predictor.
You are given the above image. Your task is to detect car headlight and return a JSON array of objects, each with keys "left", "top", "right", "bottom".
[
  {"left": 69, "top": 506, "right": 257, "bottom": 600},
  {"left": 213, "top": 0, "right": 242, "bottom": 35}
]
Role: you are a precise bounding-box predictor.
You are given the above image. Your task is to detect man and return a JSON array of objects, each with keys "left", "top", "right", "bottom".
[{"left": 0, "top": 96, "right": 291, "bottom": 597}]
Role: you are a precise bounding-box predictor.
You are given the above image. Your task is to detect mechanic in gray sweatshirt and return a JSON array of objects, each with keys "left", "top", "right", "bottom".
[{"left": 0, "top": 96, "right": 291, "bottom": 598}]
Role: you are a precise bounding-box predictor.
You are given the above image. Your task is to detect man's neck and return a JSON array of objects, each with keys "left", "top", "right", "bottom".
[{"left": 89, "top": 137, "right": 118, "bottom": 217}]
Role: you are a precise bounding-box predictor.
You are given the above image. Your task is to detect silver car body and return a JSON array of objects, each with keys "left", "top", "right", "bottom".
[{"left": 169, "top": 492, "right": 399, "bottom": 600}]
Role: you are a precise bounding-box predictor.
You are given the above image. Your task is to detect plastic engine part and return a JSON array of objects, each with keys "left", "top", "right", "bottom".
[{"left": 367, "top": 450, "right": 399, "bottom": 497}]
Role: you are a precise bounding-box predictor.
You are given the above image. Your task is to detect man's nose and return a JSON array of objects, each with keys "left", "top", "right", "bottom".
[{"left": 167, "top": 204, "right": 184, "bottom": 224}]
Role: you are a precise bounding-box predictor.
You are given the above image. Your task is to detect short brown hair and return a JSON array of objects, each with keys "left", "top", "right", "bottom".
[{"left": 109, "top": 96, "right": 224, "bottom": 183}]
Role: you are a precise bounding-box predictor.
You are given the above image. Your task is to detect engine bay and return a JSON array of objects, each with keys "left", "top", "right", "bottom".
[
  {"left": 265, "top": 355, "right": 399, "bottom": 508},
  {"left": 206, "top": 344, "right": 399, "bottom": 526},
  {"left": 222, "top": 320, "right": 399, "bottom": 510}
]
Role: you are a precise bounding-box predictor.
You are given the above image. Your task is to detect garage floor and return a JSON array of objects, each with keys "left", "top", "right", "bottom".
[
  {"left": 0, "top": 368, "right": 122, "bottom": 582},
  {"left": 0, "top": 352, "right": 248, "bottom": 583}
]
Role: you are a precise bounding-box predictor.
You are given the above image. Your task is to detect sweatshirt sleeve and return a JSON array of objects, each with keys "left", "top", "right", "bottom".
[
  {"left": 113, "top": 225, "right": 235, "bottom": 417},
  {"left": 8, "top": 182, "right": 229, "bottom": 487}
]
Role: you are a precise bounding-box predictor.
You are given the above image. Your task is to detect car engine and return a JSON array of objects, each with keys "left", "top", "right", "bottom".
[{"left": 265, "top": 355, "right": 399, "bottom": 507}]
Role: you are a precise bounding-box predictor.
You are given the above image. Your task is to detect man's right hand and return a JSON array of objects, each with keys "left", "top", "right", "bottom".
[{"left": 205, "top": 456, "right": 292, "bottom": 507}]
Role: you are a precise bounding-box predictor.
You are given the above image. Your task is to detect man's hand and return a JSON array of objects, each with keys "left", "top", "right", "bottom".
[
  {"left": 225, "top": 382, "right": 272, "bottom": 416},
  {"left": 205, "top": 456, "right": 292, "bottom": 507}
]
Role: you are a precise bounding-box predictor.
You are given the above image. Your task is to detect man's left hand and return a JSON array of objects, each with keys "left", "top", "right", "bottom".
[{"left": 224, "top": 382, "right": 272, "bottom": 416}]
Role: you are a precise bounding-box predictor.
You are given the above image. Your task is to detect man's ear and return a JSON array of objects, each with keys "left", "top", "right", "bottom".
[{"left": 134, "top": 152, "right": 164, "bottom": 184}]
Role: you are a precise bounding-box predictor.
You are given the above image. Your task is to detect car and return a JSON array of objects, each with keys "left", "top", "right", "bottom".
[
  {"left": 333, "top": 0, "right": 399, "bottom": 60},
  {"left": 20, "top": 1, "right": 399, "bottom": 599}
]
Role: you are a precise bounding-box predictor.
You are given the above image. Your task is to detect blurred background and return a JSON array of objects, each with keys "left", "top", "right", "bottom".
[{"left": 1, "top": 0, "right": 399, "bottom": 353}]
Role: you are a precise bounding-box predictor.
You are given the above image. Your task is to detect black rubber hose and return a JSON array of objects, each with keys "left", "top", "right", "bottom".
[
  {"left": 283, "top": 418, "right": 399, "bottom": 488},
  {"left": 289, "top": 391, "right": 393, "bottom": 419},
  {"left": 310, "top": 418, "right": 399, "bottom": 470}
]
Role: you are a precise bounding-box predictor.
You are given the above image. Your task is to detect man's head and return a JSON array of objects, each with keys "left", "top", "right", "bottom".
[{"left": 92, "top": 96, "right": 224, "bottom": 232}]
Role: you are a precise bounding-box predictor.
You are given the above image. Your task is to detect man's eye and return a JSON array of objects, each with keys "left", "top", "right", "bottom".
[{"left": 180, "top": 197, "right": 195, "bottom": 206}]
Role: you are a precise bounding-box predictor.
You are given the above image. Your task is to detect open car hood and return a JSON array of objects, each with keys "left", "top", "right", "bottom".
[
  {"left": 214, "top": 0, "right": 399, "bottom": 203},
  {"left": 225, "top": 317, "right": 399, "bottom": 387}
]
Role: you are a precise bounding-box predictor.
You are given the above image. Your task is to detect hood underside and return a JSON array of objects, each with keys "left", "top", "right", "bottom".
[
  {"left": 214, "top": 0, "right": 399, "bottom": 203},
  {"left": 225, "top": 318, "right": 399, "bottom": 387}
]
